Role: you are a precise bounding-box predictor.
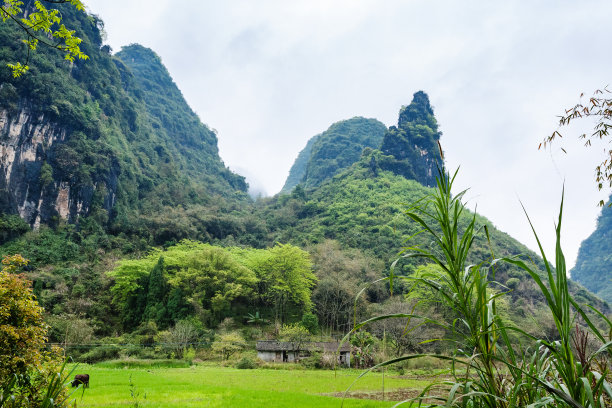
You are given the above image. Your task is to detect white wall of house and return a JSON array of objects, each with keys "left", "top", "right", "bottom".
[
  {"left": 257, "top": 350, "right": 298, "bottom": 363},
  {"left": 257, "top": 349, "right": 350, "bottom": 366}
]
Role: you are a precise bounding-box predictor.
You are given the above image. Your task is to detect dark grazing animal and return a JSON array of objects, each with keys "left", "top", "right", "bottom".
[{"left": 71, "top": 374, "right": 89, "bottom": 388}]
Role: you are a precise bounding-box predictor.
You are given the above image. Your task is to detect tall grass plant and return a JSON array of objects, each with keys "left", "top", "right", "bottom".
[{"left": 347, "top": 169, "right": 612, "bottom": 407}]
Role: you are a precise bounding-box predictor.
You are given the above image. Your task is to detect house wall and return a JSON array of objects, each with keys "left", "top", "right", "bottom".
[
  {"left": 339, "top": 351, "right": 350, "bottom": 367},
  {"left": 257, "top": 351, "right": 277, "bottom": 362},
  {"left": 257, "top": 350, "right": 299, "bottom": 362},
  {"left": 257, "top": 346, "right": 351, "bottom": 366}
]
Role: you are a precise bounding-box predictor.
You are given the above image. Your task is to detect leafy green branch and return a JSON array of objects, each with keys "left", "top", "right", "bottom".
[{"left": 0, "top": 0, "right": 88, "bottom": 77}]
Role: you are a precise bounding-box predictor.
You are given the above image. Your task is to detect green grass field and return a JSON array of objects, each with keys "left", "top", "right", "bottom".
[{"left": 69, "top": 364, "right": 430, "bottom": 407}]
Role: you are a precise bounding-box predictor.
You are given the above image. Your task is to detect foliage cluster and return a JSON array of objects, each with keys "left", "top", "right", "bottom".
[
  {"left": 0, "top": 0, "right": 88, "bottom": 77},
  {"left": 109, "top": 241, "right": 315, "bottom": 331},
  {"left": 0, "top": 254, "right": 73, "bottom": 407},
  {"left": 542, "top": 87, "right": 612, "bottom": 201}
]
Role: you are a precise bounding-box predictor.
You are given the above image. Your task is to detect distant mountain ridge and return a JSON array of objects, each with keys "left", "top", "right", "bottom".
[
  {"left": 571, "top": 195, "right": 612, "bottom": 303},
  {"left": 281, "top": 92, "right": 443, "bottom": 194}
]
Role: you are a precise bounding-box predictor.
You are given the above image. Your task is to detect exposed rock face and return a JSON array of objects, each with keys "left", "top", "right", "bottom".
[
  {"left": 380, "top": 91, "right": 443, "bottom": 187},
  {"left": 0, "top": 105, "right": 103, "bottom": 227}
]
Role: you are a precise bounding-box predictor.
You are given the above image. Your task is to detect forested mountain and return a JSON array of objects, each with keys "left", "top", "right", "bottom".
[
  {"left": 281, "top": 117, "right": 386, "bottom": 193},
  {"left": 255, "top": 150, "right": 606, "bottom": 330},
  {"left": 0, "top": 1, "right": 247, "bottom": 234},
  {"left": 281, "top": 92, "right": 442, "bottom": 194},
  {"left": 571, "top": 195, "right": 612, "bottom": 303}
]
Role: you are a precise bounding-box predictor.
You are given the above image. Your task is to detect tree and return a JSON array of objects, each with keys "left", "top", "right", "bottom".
[
  {"left": 0, "top": 254, "right": 72, "bottom": 406},
  {"left": 211, "top": 331, "right": 246, "bottom": 360},
  {"left": 237, "top": 243, "right": 316, "bottom": 323},
  {"left": 109, "top": 241, "right": 257, "bottom": 328},
  {"left": 0, "top": 0, "right": 88, "bottom": 77},
  {"left": 279, "top": 323, "right": 311, "bottom": 354},
  {"left": 300, "top": 312, "right": 318, "bottom": 334},
  {"left": 144, "top": 257, "right": 169, "bottom": 327},
  {"left": 309, "top": 240, "right": 381, "bottom": 332},
  {"left": 542, "top": 87, "right": 612, "bottom": 205},
  {"left": 162, "top": 319, "right": 201, "bottom": 359},
  {"left": 0, "top": 255, "right": 46, "bottom": 380},
  {"left": 350, "top": 330, "right": 376, "bottom": 368}
]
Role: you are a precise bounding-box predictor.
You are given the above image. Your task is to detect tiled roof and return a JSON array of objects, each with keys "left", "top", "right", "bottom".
[{"left": 256, "top": 340, "right": 350, "bottom": 352}]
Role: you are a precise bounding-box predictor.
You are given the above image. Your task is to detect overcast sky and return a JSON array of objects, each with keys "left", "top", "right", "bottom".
[{"left": 86, "top": 0, "right": 612, "bottom": 271}]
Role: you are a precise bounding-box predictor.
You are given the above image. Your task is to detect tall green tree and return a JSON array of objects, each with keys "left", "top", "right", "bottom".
[
  {"left": 0, "top": 0, "right": 88, "bottom": 76},
  {"left": 144, "top": 257, "right": 169, "bottom": 327},
  {"left": 233, "top": 243, "right": 316, "bottom": 322},
  {"left": 109, "top": 241, "right": 257, "bottom": 328}
]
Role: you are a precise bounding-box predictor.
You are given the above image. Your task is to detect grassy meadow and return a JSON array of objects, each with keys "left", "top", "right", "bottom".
[{"left": 68, "top": 363, "right": 431, "bottom": 407}]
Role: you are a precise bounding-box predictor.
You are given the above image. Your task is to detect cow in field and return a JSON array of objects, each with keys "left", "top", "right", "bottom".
[{"left": 72, "top": 374, "right": 89, "bottom": 388}]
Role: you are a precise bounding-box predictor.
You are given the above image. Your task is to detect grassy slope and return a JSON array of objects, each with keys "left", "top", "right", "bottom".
[{"left": 73, "top": 365, "right": 427, "bottom": 408}]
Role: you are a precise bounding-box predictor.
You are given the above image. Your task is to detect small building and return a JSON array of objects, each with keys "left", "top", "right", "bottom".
[{"left": 256, "top": 340, "right": 351, "bottom": 367}]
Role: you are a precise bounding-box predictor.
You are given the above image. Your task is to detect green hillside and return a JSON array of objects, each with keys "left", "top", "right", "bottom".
[
  {"left": 571, "top": 195, "right": 612, "bottom": 303},
  {"left": 281, "top": 134, "right": 320, "bottom": 194},
  {"left": 281, "top": 117, "right": 386, "bottom": 193},
  {"left": 258, "top": 150, "right": 604, "bottom": 309}
]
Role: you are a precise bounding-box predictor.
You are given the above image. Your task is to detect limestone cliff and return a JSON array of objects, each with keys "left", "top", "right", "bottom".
[
  {"left": 0, "top": 104, "right": 108, "bottom": 227},
  {"left": 379, "top": 91, "right": 443, "bottom": 187}
]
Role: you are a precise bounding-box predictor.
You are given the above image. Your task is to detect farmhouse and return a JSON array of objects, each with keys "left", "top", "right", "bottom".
[{"left": 256, "top": 340, "right": 351, "bottom": 367}]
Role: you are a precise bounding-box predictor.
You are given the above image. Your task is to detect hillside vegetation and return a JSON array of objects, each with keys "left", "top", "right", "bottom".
[
  {"left": 571, "top": 194, "right": 612, "bottom": 303},
  {"left": 281, "top": 117, "right": 386, "bottom": 193}
]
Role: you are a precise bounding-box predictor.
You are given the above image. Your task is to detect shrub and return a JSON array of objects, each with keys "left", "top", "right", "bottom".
[
  {"left": 299, "top": 350, "right": 323, "bottom": 369},
  {"left": 211, "top": 331, "right": 247, "bottom": 360},
  {"left": 96, "top": 359, "right": 189, "bottom": 369},
  {"left": 235, "top": 356, "right": 258, "bottom": 369},
  {"left": 301, "top": 312, "right": 319, "bottom": 334},
  {"left": 506, "top": 277, "right": 520, "bottom": 290},
  {"left": 78, "top": 345, "right": 121, "bottom": 363},
  {"left": 0, "top": 255, "right": 72, "bottom": 406}
]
